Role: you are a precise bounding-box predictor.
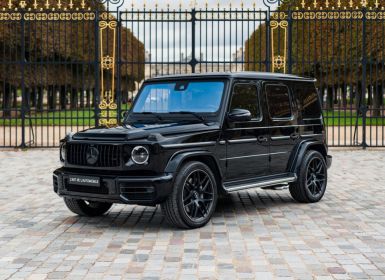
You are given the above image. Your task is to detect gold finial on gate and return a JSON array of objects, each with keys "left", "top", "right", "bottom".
[
  {"left": 361, "top": 0, "right": 367, "bottom": 8},
  {"left": 19, "top": 1, "right": 27, "bottom": 9},
  {"left": 325, "top": 0, "right": 329, "bottom": 8},
  {"left": 375, "top": 0, "right": 379, "bottom": 8},
  {"left": 301, "top": 0, "right": 305, "bottom": 8},
  {"left": 81, "top": 0, "right": 86, "bottom": 9},
  {"left": 8, "top": 0, "right": 13, "bottom": 9},
  {"left": 253, "top": 2, "right": 256, "bottom": 9},
  {"left": 45, "top": 0, "right": 50, "bottom": 9},
  {"left": 313, "top": 0, "right": 317, "bottom": 8},
  {"left": 337, "top": 0, "right": 341, "bottom": 8},
  {"left": 33, "top": 0, "right": 38, "bottom": 9},
  {"left": 69, "top": 0, "right": 74, "bottom": 9},
  {"left": 349, "top": 0, "right": 353, "bottom": 8},
  {"left": 241, "top": 1, "right": 244, "bottom": 9},
  {"left": 57, "top": 0, "right": 62, "bottom": 9}
]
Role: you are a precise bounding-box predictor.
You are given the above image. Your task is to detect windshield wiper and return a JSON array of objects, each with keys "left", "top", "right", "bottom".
[
  {"left": 170, "top": 111, "right": 208, "bottom": 125},
  {"left": 140, "top": 112, "right": 164, "bottom": 121}
]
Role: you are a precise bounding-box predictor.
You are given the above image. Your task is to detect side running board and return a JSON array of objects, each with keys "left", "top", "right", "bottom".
[{"left": 223, "top": 175, "right": 297, "bottom": 193}]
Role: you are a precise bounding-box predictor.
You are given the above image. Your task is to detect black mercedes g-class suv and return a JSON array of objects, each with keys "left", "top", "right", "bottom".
[{"left": 54, "top": 72, "right": 332, "bottom": 229}]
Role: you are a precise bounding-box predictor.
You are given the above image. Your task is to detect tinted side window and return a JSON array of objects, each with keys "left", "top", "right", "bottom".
[
  {"left": 266, "top": 84, "right": 292, "bottom": 119},
  {"left": 230, "top": 84, "right": 260, "bottom": 119},
  {"left": 296, "top": 86, "right": 321, "bottom": 119}
]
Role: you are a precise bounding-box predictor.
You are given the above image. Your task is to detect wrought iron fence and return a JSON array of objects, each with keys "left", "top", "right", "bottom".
[{"left": 0, "top": 0, "right": 384, "bottom": 148}]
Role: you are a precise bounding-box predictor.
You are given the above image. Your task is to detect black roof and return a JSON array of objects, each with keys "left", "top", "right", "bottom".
[{"left": 146, "top": 72, "right": 316, "bottom": 82}]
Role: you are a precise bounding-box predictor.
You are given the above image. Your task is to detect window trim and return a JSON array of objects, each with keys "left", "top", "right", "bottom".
[
  {"left": 228, "top": 82, "right": 263, "bottom": 122},
  {"left": 264, "top": 83, "right": 294, "bottom": 122}
]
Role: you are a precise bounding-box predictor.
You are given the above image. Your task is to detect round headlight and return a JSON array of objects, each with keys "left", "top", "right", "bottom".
[
  {"left": 131, "top": 146, "right": 149, "bottom": 165},
  {"left": 60, "top": 143, "right": 66, "bottom": 162}
]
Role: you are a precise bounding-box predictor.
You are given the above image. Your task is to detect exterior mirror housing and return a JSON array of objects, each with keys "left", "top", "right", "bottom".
[{"left": 228, "top": 109, "right": 252, "bottom": 122}]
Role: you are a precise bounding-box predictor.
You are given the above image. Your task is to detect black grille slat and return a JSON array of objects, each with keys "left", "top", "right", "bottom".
[
  {"left": 103, "top": 145, "right": 107, "bottom": 167},
  {"left": 80, "top": 143, "right": 84, "bottom": 165},
  {"left": 112, "top": 146, "right": 116, "bottom": 166},
  {"left": 99, "top": 146, "right": 106, "bottom": 166},
  {"left": 67, "top": 143, "right": 121, "bottom": 168},
  {"left": 77, "top": 144, "right": 81, "bottom": 166},
  {"left": 108, "top": 145, "right": 112, "bottom": 167},
  {"left": 106, "top": 146, "right": 112, "bottom": 165},
  {"left": 110, "top": 145, "right": 114, "bottom": 166},
  {"left": 100, "top": 144, "right": 103, "bottom": 167},
  {"left": 77, "top": 144, "right": 80, "bottom": 165}
]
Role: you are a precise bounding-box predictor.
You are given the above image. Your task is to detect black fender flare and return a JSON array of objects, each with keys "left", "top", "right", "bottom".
[
  {"left": 164, "top": 150, "right": 227, "bottom": 194},
  {"left": 165, "top": 150, "right": 223, "bottom": 176},
  {"left": 289, "top": 140, "right": 327, "bottom": 174}
]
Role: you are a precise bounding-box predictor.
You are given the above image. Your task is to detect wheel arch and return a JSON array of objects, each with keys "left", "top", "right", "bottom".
[
  {"left": 164, "top": 151, "right": 225, "bottom": 194},
  {"left": 289, "top": 140, "right": 327, "bottom": 174}
]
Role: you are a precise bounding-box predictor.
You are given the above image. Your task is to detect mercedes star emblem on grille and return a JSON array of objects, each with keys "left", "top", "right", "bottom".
[{"left": 86, "top": 146, "right": 99, "bottom": 165}]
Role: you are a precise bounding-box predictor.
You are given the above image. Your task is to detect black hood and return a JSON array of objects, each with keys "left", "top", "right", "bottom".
[{"left": 72, "top": 122, "right": 220, "bottom": 141}]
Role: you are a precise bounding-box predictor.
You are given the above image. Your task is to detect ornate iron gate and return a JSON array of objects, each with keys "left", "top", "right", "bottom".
[{"left": 0, "top": 0, "right": 384, "bottom": 148}]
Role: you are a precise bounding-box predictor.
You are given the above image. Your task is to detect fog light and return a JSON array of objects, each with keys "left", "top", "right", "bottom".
[{"left": 131, "top": 146, "right": 149, "bottom": 165}]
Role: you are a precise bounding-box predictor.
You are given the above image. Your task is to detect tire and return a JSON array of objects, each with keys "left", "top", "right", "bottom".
[
  {"left": 64, "top": 198, "right": 112, "bottom": 217},
  {"left": 161, "top": 161, "right": 218, "bottom": 229},
  {"left": 289, "top": 150, "right": 328, "bottom": 203}
]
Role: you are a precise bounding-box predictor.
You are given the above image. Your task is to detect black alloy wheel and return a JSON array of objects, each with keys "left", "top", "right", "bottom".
[
  {"left": 182, "top": 169, "right": 215, "bottom": 222},
  {"left": 306, "top": 157, "right": 326, "bottom": 197},
  {"left": 289, "top": 150, "right": 328, "bottom": 203},
  {"left": 161, "top": 161, "right": 218, "bottom": 229}
]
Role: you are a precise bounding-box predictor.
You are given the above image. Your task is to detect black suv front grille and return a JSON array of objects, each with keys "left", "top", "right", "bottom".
[{"left": 67, "top": 143, "right": 121, "bottom": 167}]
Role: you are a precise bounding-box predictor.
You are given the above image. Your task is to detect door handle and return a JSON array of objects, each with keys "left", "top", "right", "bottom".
[
  {"left": 258, "top": 136, "right": 268, "bottom": 143},
  {"left": 290, "top": 133, "right": 300, "bottom": 140}
]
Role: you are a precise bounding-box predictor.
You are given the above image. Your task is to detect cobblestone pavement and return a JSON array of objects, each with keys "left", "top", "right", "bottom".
[{"left": 0, "top": 149, "right": 384, "bottom": 280}]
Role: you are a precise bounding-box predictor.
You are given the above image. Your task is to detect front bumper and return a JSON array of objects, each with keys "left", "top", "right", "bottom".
[
  {"left": 326, "top": 155, "right": 332, "bottom": 169},
  {"left": 53, "top": 168, "right": 174, "bottom": 206}
]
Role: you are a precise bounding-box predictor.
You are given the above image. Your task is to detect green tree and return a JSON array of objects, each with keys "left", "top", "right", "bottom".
[
  {"left": 245, "top": 0, "right": 384, "bottom": 114},
  {"left": 0, "top": 0, "right": 145, "bottom": 114}
]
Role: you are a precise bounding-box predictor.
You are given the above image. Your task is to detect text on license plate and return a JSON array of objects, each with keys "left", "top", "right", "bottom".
[{"left": 68, "top": 176, "right": 100, "bottom": 187}]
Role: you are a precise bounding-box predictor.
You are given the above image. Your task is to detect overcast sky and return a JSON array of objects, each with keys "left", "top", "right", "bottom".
[{"left": 108, "top": 1, "right": 279, "bottom": 61}]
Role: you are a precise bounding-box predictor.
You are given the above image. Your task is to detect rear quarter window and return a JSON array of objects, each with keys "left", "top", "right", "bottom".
[
  {"left": 295, "top": 85, "right": 322, "bottom": 119},
  {"left": 266, "top": 84, "right": 292, "bottom": 120}
]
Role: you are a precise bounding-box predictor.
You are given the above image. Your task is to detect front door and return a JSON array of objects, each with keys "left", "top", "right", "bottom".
[
  {"left": 264, "top": 82, "right": 299, "bottom": 174},
  {"left": 223, "top": 82, "right": 269, "bottom": 181}
]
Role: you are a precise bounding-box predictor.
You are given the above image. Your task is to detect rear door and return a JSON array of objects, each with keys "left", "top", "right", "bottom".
[
  {"left": 223, "top": 81, "right": 269, "bottom": 181},
  {"left": 264, "top": 82, "right": 300, "bottom": 175}
]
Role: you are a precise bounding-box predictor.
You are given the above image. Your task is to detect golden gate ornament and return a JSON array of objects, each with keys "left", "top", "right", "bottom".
[{"left": 99, "top": 14, "right": 118, "bottom": 127}]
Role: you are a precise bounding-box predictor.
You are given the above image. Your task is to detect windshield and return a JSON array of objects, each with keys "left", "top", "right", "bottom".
[{"left": 132, "top": 81, "right": 225, "bottom": 114}]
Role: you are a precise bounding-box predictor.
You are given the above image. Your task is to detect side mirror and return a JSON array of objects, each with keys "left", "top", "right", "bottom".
[{"left": 228, "top": 109, "right": 252, "bottom": 122}]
